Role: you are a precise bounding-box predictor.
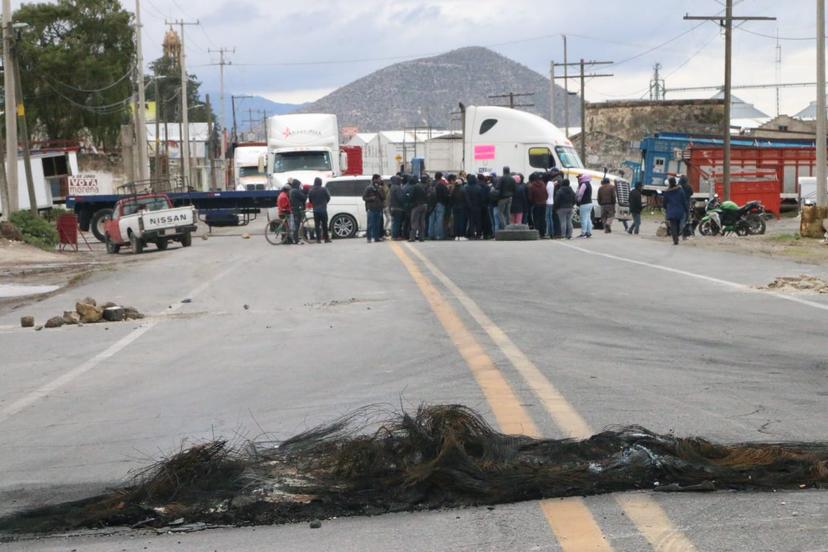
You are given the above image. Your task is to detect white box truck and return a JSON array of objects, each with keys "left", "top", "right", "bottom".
[
  {"left": 266, "top": 114, "right": 340, "bottom": 189},
  {"left": 233, "top": 143, "right": 268, "bottom": 190}
]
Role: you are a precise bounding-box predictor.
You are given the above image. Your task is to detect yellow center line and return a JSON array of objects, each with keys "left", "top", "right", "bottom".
[
  {"left": 389, "top": 241, "right": 613, "bottom": 552},
  {"left": 402, "top": 243, "right": 698, "bottom": 552}
]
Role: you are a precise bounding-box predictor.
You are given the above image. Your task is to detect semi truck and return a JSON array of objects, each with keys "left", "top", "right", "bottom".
[
  {"left": 265, "top": 114, "right": 340, "bottom": 189},
  {"left": 233, "top": 143, "right": 268, "bottom": 191}
]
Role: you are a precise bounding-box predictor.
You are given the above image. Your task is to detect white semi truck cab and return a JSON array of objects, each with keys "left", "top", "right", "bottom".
[{"left": 266, "top": 113, "right": 340, "bottom": 189}]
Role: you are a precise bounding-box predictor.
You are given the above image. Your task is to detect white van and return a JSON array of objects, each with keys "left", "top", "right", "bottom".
[{"left": 319, "top": 175, "right": 392, "bottom": 239}]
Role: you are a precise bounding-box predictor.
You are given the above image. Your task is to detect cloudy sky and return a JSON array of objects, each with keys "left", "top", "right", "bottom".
[{"left": 44, "top": 0, "right": 828, "bottom": 116}]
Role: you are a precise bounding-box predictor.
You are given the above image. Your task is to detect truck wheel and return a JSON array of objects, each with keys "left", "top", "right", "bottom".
[
  {"left": 156, "top": 238, "right": 168, "bottom": 251},
  {"left": 105, "top": 235, "right": 120, "bottom": 254},
  {"left": 181, "top": 231, "right": 192, "bottom": 247},
  {"left": 130, "top": 232, "right": 144, "bottom": 254},
  {"left": 330, "top": 214, "right": 357, "bottom": 239},
  {"left": 90, "top": 209, "right": 113, "bottom": 243}
]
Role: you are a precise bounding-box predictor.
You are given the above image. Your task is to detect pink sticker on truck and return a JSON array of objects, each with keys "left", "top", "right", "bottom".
[{"left": 474, "top": 145, "right": 495, "bottom": 160}]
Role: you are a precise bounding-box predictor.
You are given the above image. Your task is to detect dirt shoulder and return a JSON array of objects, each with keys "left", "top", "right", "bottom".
[{"left": 638, "top": 213, "right": 828, "bottom": 265}]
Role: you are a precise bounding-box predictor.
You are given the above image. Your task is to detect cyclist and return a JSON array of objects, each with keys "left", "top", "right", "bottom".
[{"left": 276, "top": 184, "right": 292, "bottom": 243}]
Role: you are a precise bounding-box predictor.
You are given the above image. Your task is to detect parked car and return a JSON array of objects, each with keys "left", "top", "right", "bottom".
[
  {"left": 322, "top": 175, "right": 391, "bottom": 239},
  {"left": 103, "top": 193, "right": 197, "bottom": 254}
]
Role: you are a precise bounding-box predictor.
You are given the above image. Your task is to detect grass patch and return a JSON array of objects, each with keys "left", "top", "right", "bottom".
[
  {"left": 767, "top": 233, "right": 802, "bottom": 243},
  {"left": 8, "top": 211, "right": 58, "bottom": 250}
]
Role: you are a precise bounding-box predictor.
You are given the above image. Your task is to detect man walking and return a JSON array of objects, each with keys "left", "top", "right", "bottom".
[
  {"left": 597, "top": 177, "right": 617, "bottom": 233},
  {"left": 362, "top": 174, "right": 386, "bottom": 243},
  {"left": 307, "top": 177, "right": 331, "bottom": 243},
  {"left": 663, "top": 177, "right": 688, "bottom": 246},
  {"left": 627, "top": 182, "right": 643, "bottom": 235},
  {"left": 527, "top": 172, "right": 548, "bottom": 237},
  {"left": 576, "top": 174, "right": 594, "bottom": 238},
  {"left": 288, "top": 179, "right": 308, "bottom": 245},
  {"left": 679, "top": 175, "right": 694, "bottom": 239}
]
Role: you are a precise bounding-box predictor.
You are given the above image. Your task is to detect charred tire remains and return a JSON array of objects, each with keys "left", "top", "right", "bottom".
[{"left": 3, "top": 404, "right": 827, "bottom": 535}]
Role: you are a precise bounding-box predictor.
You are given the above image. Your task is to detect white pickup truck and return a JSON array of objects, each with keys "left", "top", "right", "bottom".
[{"left": 103, "top": 194, "right": 197, "bottom": 254}]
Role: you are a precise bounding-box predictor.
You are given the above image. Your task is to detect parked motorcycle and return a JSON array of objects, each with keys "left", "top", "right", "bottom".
[{"left": 698, "top": 196, "right": 761, "bottom": 237}]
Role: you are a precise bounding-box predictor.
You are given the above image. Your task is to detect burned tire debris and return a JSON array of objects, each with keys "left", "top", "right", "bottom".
[{"left": 2, "top": 404, "right": 828, "bottom": 535}]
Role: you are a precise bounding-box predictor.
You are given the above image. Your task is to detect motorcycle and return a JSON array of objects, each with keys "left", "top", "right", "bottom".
[{"left": 698, "top": 196, "right": 760, "bottom": 237}]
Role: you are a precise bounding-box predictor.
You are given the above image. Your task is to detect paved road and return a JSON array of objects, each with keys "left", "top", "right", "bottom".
[{"left": 1, "top": 231, "right": 827, "bottom": 551}]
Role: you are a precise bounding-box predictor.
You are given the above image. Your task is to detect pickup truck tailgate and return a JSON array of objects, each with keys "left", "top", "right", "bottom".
[{"left": 141, "top": 207, "right": 195, "bottom": 231}]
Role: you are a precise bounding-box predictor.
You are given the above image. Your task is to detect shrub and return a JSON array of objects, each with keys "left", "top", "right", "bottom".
[
  {"left": 8, "top": 210, "right": 59, "bottom": 250},
  {"left": 43, "top": 206, "right": 70, "bottom": 222}
]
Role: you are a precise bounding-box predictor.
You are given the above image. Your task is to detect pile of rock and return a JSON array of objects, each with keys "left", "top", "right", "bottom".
[{"left": 20, "top": 297, "right": 145, "bottom": 330}]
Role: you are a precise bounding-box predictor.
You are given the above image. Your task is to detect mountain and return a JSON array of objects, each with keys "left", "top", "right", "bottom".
[
  {"left": 298, "top": 47, "right": 580, "bottom": 132},
  {"left": 207, "top": 93, "right": 302, "bottom": 130}
]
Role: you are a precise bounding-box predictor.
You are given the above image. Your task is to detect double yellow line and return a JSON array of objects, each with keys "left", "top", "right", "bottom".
[{"left": 389, "top": 242, "right": 697, "bottom": 552}]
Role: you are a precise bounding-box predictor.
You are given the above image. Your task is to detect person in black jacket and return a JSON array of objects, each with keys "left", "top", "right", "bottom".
[
  {"left": 464, "top": 174, "right": 483, "bottom": 239},
  {"left": 407, "top": 176, "right": 428, "bottom": 242},
  {"left": 510, "top": 174, "right": 528, "bottom": 224},
  {"left": 554, "top": 178, "right": 577, "bottom": 239},
  {"left": 362, "top": 174, "right": 386, "bottom": 243},
  {"left": 307, "top": 177, "right": 331, "bottom": 243},
  {"left": 627, "top": 182, "right": 643, "bottom": 235},
  {"left": 496, "top": 167, "right": 515, "bottom": 228},
  {"left": 449, "top": 175, "right": 467, "bottom": 239},
  {"left": 388, "top": 176, "right": 405, "bottom": 240},
  {"left": 679, "top": 175, "right": 694, "bottom": 239},
  {"left": 288, "top": 179, "right": 308, "bottom": 244},
  {"left": 429, "top": 174, "right": 450, "bottom": 240}
]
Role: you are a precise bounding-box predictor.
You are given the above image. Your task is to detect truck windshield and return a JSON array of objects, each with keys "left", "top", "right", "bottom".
[
  {"left": 239, "top": 166, "right": 264, "bottom": 177},
  {"left": 273, "top": 151, "right": 331, "bottom": 173},
  {"left": 122, "top": 197, "right": 169, "bottom": 216},
  {"left": 555, "top": 146, "right": 584, "bottom": 169}
]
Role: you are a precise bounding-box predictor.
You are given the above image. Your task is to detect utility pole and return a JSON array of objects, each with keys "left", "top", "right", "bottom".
[
  {"left": 206, "top": 93, "right": 216, "bottom": 190},
  {"left": 685, "top": 3, "right": 775, "bottom": 201},
  {"left": 487, "top": 92, "right": 534, "bottom": 109},
  {"left": 3, "top": 0, "right": 18, "bottom": 214},
  {"left": 231, "top": 94, "right": 251, "bottom": 143},
  {"left": 552, "top": 59, "right": 613, "bottom": 166},
  {"left": 134, "top": 0, "right": 149, "bottom": 182},
  {"left": 208, "top": 46, "right": 233, "bottom": 188},
  {"left": 562, "top": 34, "right": 570, "bottom": 138},
  {"left": 817, "top": 0, "right": 827, "bottom": 207},
  {"left": 153, "top": 77, "right": 161, "bottom": 182},
  {"left": 11, "top": 29, "right": 35, "bottom": 214},
  {"left": 549, "top": 60, "right": 555, "bottom": 124},
  {"left": 166, "top": 19, "right": 199, "bottom": 189}
]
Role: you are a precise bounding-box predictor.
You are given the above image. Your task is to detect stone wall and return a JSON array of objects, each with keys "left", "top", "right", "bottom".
[{"left": 581, "top": 99, "right": 725, "bottom": 174}]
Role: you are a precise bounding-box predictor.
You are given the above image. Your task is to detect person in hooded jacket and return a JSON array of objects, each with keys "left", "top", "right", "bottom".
[
  {"left": 429, "top": 174, "right": 450, "bottom": 240},
  {"left": 388, "top": 176, "right": 405, "bottom": 239},
  {"left": 407, "top": 176, "right": 428, "bottom": 242},
  {"left": 307, "top": 177, "right": 331, "bottom": 243},
  {"left": 509, "top": 174, "right": 528, "bottom": 224},
  {"left": 554, "top": 178, "right": 577, "bottom": 239},
  {"left": 575, "top": 174, "right": 594, "bottom": 238},
  {"left": 627, "top": 182, "right": 643, "bottom": 235},
  {"left": 496, "top": 167, "right": 515, "bottom": 228},
  {"left": 449, "top": 175, "right": 467, "bottom": 239},
  {"left": 597, "top": 177, "right": 617, "bottom": 233},
  {"left": 662, "top": 176, "right": 688, "bottom": 245},
  {"left": 464, "top": 174, "right": 483, "bottom": 239},
  {"left": 362, "top": 174, "right": 386, "bottom": 243},
  {"left": 288, "top": 180, "right": 308, "bottom": 244},
  {"left": 527, "top": 172, "right": 549, "bottom": 237}
]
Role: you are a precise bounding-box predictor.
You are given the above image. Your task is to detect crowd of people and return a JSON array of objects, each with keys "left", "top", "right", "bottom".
[{"left": 274, "top": 167, "right": 697, "bottom": 246}]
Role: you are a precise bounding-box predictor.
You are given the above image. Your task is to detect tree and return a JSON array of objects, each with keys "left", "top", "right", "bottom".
[
  {"left": 14, "top": 0, "right": 135, "bottom": 149},
  {"left": 145, "top": 54, "right": 216, "bottom": 126}
]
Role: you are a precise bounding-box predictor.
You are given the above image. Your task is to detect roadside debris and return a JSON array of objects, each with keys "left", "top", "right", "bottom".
[
  {"left": 2, "top": 404, "right": 827, "bottom": 535},
  {"left": 24, "top": 298, "right": 145, "bottom": 330},
  {"left": 762, "top": 274, "right": 828, "bottom": 294}
]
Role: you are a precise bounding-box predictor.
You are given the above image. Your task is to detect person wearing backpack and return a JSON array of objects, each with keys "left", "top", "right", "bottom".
[{"left": 362, "top": 174, "right": 386, "bottom": 243}]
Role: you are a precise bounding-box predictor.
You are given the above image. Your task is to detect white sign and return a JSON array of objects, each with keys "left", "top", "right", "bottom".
[{"left": 68, "top": 173, "right": 113, "bottom": 196}]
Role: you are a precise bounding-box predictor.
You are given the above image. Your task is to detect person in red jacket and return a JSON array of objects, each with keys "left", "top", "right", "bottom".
[{"left": 276, "top": 184, "right": 292, "bottom": 242}]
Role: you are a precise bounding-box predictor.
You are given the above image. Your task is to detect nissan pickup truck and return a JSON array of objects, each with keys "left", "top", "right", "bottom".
[{"left": 103, "top": 194, "right": 197, "bottom": 254}]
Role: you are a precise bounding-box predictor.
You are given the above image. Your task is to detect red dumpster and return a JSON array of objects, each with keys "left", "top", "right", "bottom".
[{"left": 57, "top": 213, "right": 78, "bottom": 251}]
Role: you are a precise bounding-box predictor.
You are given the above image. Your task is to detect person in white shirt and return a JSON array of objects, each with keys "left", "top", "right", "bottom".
[{"left": 546, "top": 168, "right": 562, "bottom": 238}]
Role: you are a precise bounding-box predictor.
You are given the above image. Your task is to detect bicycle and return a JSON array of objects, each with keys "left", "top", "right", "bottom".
[{"left": 264, "top": 212, "right": 314, "bottom": 245}]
